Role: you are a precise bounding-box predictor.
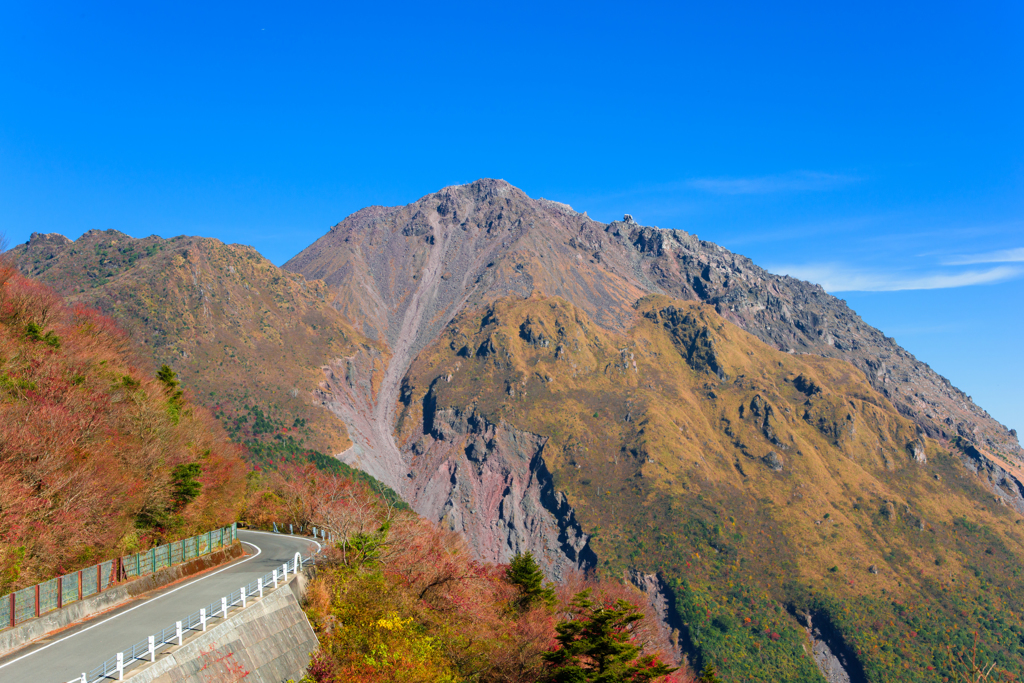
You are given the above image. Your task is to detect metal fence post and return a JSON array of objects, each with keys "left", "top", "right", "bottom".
[
  {"left": 258, "top": 577, "right": 263, "bottom": 598},
  {"left": 34, "top": 584, "right": 39, "bottom": 618},
  {"left": 272, "top": 569, "right": 278, "bottom": 587},
  {"left": 116, "top": 652, "right": 124, "bottom": 680},
  {"left": 148, "top": 634, "right": 155, "bottom": 662},
  {"left": 57, "top": 574, "right": 63, "bottom": 609},
  {"left": 8, "top": 593, "right": 14, "bottom": 628},
  {"left": 208, "top": 530, "right": 212, "bottom": 553},
  {"left": 176, "top": 620, "right": 183, "bottom": 646},
  {"left": 221, "top": 597, "right": 227, "bottom": 617},
  {"left": 294, "top": 552, "right": 302, "bottom": 572},
  {"left": 200, "top": 607, "right": 207, "bottom": 631},
  {"left": 78, "top": 569, "right": 83, "bottom": 600},
  {"left": 282, "top": 562, "right": 288, "bottom": 579},
  {"left": 80, "top": 673, "right": 86, "bottom": 683}
]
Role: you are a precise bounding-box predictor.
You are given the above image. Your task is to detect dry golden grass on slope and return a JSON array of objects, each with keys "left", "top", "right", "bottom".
[{"left": 397, "top": 293, "right": 1024, "bottom": 681}]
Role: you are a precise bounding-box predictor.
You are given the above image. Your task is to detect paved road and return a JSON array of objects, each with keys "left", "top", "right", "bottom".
[{"left": 0, "top": 530, "right": 319, "bottom": 683}]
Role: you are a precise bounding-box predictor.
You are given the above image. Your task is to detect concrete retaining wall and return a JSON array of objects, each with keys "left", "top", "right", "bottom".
[
  {"left": 0, "top": 543, "right": 246, "bottom": 658},
  {"left": 124, "top": 577, "right": 318, "bottom": 683}
]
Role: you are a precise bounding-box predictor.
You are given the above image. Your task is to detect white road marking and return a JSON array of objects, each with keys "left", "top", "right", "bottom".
[
  {"left": 241, "top": 528, "right": 322, "bottom": 551},
  {"left": 0, "top": 541, "right": 264, "bottom": 669}
]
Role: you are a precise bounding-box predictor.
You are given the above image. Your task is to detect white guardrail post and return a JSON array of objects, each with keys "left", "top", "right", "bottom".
[
  {"left": 272, "top": 569, "right": 278, "bottom": 587},
  {"left": 258, "top": 577, "right": 263, "bottom": 598},
  {"left": 240, "top": 587, "right": 246, "bottom": 608},
  {"left": 80, "top": 673, "right": 86, "bottom": 683},
  {"left": 282, "top": 562, "right": 287, "bottom": 578},
  {"left": 221, "top": 597, "right": 227, "bottom": 617},
  {"left": 294, "top": 552, "right": 302, "bottom": 571},
  {"left": 116, "top": 652, "right": 124, "bottom": 680},
  {"left": 200, "top": 607, "right": 207, "bottom": 631},
  {"left": 176, "top": 620, "right": 183, "bottom": 646},
  {"left": 148, "top": 635, "right": 155, "bottom": 662}
]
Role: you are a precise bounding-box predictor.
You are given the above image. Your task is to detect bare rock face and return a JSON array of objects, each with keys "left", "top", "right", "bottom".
[
  {"left": 407, "top": 402, "right": 596, "bottom": 580},
  {"left": 798, "top": 611, "right": 865, "bottom": 683},
  {"left": 627, "top": 570, "right": 685, "bottom": 667},
  {"left": 955, "top": 441, "right": 1024, "bottom": 514}
]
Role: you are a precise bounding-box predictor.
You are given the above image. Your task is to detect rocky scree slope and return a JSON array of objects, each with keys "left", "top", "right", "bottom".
[
  {"left": 13, "top": 230, "right": 383, "bottom": 459},
  {"left": 284, "top": 178, "right": 1019, "bottom": 499}
]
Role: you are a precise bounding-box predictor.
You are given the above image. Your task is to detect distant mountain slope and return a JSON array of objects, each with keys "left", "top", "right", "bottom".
[
  {"left": 12, "top": 230, "right": 385, "bottom": 460},
  {"left": 396, "top": 293, "right": 1024, "bottom": 681},
  {"left": 285, "top": 179, "right": 1019, "bottom": 467}
]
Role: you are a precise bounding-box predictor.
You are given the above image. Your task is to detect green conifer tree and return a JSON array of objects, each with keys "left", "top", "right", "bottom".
[
  {"left": 156, "top": 364, "right": 185, "bottom": 423},
  {"left": 506, "top": 551, "right": 556, "bottom": 612},
  {"left": 540, "top": 589, "right": 676, "bottom": 683}
]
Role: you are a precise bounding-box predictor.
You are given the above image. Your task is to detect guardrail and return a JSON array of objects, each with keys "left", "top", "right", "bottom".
[
  {"left": 71, "top": 529, "right": 323, "bottom": 682},
  {"left": 1, "top": 524, "right": 238, "bottom": 631}
]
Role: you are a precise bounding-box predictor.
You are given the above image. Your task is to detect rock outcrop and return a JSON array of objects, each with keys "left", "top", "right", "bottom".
[{"left": 407, "top": 402, "right": 596, "bottom": 580}]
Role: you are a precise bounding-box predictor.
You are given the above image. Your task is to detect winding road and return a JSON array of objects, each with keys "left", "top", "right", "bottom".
[{"left": 0, "top": 530, "right": 318, "bottom": 682}]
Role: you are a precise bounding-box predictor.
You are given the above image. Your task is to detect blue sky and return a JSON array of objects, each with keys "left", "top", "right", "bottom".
[{"left": 1, "top": 1, "right": 1021, "bottom": 434}]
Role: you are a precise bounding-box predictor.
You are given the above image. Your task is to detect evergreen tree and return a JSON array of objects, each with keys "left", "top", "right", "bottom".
[
  {"left": 156, "top": 364, "right": 185, "bottom": 423},
  {"left": 506, "top": 551, "right": 556, "bottom": 612},
  {"left": 170, "top": 462, "right": 203, "bottom": 509},
  {"left": 540, "top": 589, "right": 677, "bottom": 683},
  {"left": 697, "top": 664, "right": 722, "bottom": 683}
]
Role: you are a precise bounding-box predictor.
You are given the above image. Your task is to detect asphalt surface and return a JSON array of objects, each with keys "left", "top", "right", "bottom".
[{"left": 0, "top": 530, "right": 319, "bottom": 683}]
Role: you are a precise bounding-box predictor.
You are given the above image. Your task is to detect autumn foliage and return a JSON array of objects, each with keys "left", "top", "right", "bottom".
[
  {"left": 244, "top": 465, "right": 690, "bottom": 683},
  {"left": 0, "top": 259, "right": 248, "bottom": 593}
]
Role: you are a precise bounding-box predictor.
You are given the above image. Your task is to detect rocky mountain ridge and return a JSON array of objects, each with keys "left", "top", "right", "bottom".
[
  {"left": 285, "top": 179, "right": 1019, "bottom": 468},
  {"left": 11, "top": 179, "right": 1024, "bottom": 681}
]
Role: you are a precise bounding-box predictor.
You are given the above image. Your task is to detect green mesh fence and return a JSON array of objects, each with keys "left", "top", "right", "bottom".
[
  {"left": 38, "top": 579, "right": 58, "bottom": 614},
  {"left": 82, "top": 566, "right": 98, "bottom": 598},
  {"left": 155, "top": 544, "right": 171, "bottom": 571},
  {"left": 99, "top": 560, "right": 114, "bottom": 591},
  {"left": 60, "top": 572, "right": 79, "bottom": 605},
  {"left": 14, "top": 587, "right": 34, "bottom": 624},
  {"left": 2, "top": 524, "right": 236, "bottom": 630}
]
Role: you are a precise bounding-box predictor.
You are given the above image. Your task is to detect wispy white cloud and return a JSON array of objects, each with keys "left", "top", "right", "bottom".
[
  {"left": 943, "top": 247, "right": 1024, "bottom": 265},
  {"left": 770, "top": 263, "right": 1024, "bottom": 292},
  {"left": 687, "top": 171, "right": 858, "bottom": 195}
]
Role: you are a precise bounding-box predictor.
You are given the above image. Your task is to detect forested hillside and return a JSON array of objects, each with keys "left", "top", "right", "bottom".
[
  {"left": 0, "top": 258, "right": 248, "bottom": 593},
  {"left": 244, "top": 463, "right": 692, "bottom": 683}
]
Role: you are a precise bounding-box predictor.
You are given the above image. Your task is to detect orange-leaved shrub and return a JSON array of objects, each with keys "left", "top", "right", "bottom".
[
  {"left": 0, "top": 259, "right": 248, "bottom": 593},
  {"left": 246, "top": 466, "right": 690, "bottom": 683}
]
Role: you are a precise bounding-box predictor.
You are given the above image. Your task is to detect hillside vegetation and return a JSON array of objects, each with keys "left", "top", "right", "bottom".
[
  {"left": 244, "top": 464, "right": 690, "bottom": 683},
  {"left": 0, "top": 261, "right": 248, "bottom": 593},
  {"left": 399, "top": 294, "right": 1024, "bottom": 681},
  {"left": 13, "top": 230, "right": 386, "bottom": 464}
]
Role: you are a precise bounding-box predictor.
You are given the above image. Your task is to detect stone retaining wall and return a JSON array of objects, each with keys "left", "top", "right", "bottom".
[{"left": 123, "top": 577, "right": 317, "bottom": 683}]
